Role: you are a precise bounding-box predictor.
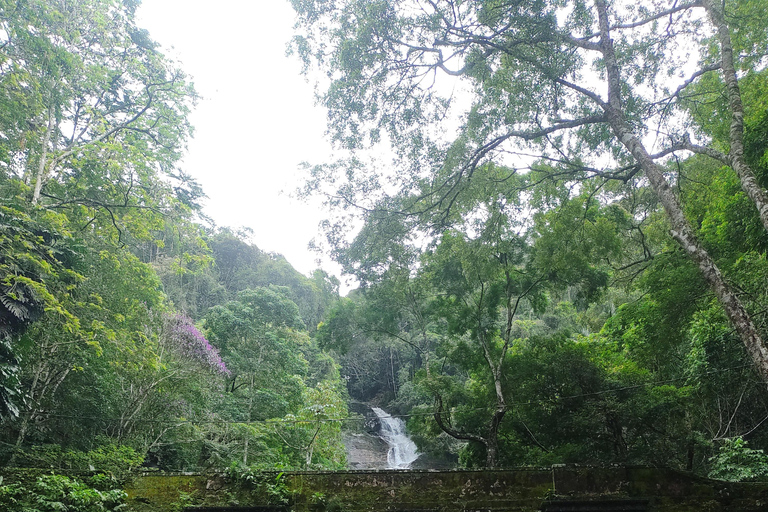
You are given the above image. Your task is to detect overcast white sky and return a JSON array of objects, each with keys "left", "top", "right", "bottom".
[{"left": 136, "top": 1, "right": 340, "bottom": 281}]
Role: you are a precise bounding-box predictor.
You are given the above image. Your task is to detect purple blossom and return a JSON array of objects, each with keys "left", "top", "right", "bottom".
[{"left": 165, "top": 314, "right": 230, "bottom": 375}]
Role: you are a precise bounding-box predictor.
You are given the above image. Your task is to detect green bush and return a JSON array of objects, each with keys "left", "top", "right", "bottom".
[
  {"left": 0, "top": 473, "right": 126, "bottom": 512},
  {"left": 10, "top": 443, "right": 144, "bottom": 474},
  {"left": 709, "top": 437, "right": 768, "bottom": 481},
  {"left": 226, "top": 465, "right": 294, "bottom": 506}
]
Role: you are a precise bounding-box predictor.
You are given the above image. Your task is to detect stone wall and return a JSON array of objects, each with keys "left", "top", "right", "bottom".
[
  {"left": 284, "top": 469, "right": 552, "bottom": 511},
  {"left": 118, "top": 467, "right": 768, "bottom": 512},
  {"left": 4, "top": 467, "right": 768, "bottom": 511}
]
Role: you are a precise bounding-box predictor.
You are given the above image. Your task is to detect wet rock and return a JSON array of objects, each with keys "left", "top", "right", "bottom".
[
  {"left": 343, "top": 432, "right": 390, "bottom": 470},
  {"left": 347, "top": 401, "right": 381, "bottom": 435}
]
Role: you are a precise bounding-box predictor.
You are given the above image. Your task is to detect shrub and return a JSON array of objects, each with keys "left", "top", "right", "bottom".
[
  {"left": 0, "top": 473, "right": 126, "bottom": 512},
  {"left": 709, "top": 437, "right": 768, "bottom": 481}
]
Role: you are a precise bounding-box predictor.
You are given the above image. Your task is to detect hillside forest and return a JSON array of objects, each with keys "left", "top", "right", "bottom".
[{"left": 3, "top": 0, "right": 768, "bottom": 492}]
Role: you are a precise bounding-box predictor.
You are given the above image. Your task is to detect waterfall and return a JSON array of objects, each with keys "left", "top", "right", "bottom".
[{"left": 371, "top": 407, "right": 419, "bottom": 469}]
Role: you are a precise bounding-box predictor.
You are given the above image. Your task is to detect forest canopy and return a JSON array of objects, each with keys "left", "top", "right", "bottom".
[
  {"left": 2, "top": 0, "right": 768, "bottom": 496},
  {"left": 291, "top": 0, "right": 768, "bottom": 471},
  {"left": 0, "top": 0, "right": 346, "bottom": 477}
]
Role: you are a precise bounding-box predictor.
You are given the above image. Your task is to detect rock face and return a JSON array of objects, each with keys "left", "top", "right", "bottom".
[
  {"left": 343, "top": 432, "right": 390, "bottom": 470},
  {"left": 344, "top": 402, "right": 391, "bottom": 469},
  {"left": 343, "top": 402, "right": 459, "bottom": 470}
]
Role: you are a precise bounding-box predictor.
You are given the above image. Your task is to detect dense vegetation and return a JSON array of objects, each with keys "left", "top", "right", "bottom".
[
  {"left": 294, "top": 0, "right": 768, "bottom": 475},
  {"left": 2, "top": 0, "right": 768, "bottom": 503},
  {"left": 0, "top": 0, "right": 346, "bottom": 479}
]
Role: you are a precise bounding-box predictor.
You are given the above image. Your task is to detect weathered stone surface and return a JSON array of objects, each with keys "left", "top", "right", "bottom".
[
  {"left": 343, "top": 432, "right": 390, "bottom": 470},
  {"left": 285, "top": 469, "right": 554, "bottom": 512},
  {"left": 124, "top": 473, "right": 218, "bottom": 512},
  {"left": 6, "top": 466, "right": 768, "bottom": 511}
]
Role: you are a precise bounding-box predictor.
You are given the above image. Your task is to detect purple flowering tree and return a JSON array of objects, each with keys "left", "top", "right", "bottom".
[
  {"left": 164, "top": 314, "right": 229, "bottom": 376},
  {"left": 110, "top": 314, "right": 228, "bottom": 450}
]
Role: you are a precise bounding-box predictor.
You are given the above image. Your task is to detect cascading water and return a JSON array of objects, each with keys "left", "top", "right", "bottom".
[{"left": 371, "top": 407, "right": 419, "bottom": 469}]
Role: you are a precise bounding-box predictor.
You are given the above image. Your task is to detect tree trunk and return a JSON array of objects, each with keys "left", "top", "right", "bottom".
[
  {"left": 702, "top": 0, "right": 768, "bottom": 233},
  {"left": 596, "top": 0, "right": 768, "bottom": 384},
  {"left": 9, "top": 412, "right": 32, "bottom": 466},
  {"left": 432, "top": 394, "right": 489, "bottom": 459},
  {"left": 31, "top": 105, "right": 55, "bottom": 205},
  {"left": 390, "top": 347, "right": 397, "bottom": 395},
  {"left": 243, "top": 373, "right": 255, "bottom": 465},
  {"left": 306, "top": 442, "right": 313, "bottom": 468},
  {"left": 616, "top": 122, "right": 768, "bottom": 380},
  {"left": 486, "top": 407, "right": 506, "bottom": 468},
  {"left": 8, "top": 349, "right": 69, "bottom": 465}
]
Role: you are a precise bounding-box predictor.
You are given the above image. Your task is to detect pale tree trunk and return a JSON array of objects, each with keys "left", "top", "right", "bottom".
[
  {"left": 9, "top": 340, "right": 71, "bottom": 465},
  {"left": 702, "top": 0, "right": 768, "bottom": 232},
  {"left": 305, "top": 425, "right": 321, "bottom": 468},
  {"left": 8, "top": 361, "right": 44, "bottom": 465},
  {"left": 595, "top": 0, "right": 768, "bottom": 383},
  {"left": 243, "top": 373, "right": 256, "bottom": 465},
  {"left": 31, "top": 104, "right": 55, "bottom": 205},
  {"left": 422, "top": 329, "right": 431, "bottom": 377},
  {"left": 431, "top": 267, "right": 522, "bottom": 467},
  {"left": 390, "top": 347, "right": 397, "bottom": 395},
  {"left": 431, "top": 294, "right": 500, "bottom": 464},
  {"left": 480, "top": 267, "right": 528, "bottom": 467},
  {"left": 477, "top": 304, "right": 510, "bottom": 468}
]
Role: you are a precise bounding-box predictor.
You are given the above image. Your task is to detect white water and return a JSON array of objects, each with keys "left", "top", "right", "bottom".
[{"left": 371, "top": 407, "right": 419, "bottom": 469}]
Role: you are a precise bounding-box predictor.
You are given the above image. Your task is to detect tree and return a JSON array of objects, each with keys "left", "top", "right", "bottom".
[
  {"left": 291, "top": 0, "right": 768, "bottom": 381},
  {"left": 320, "top": 173, "right": 622, "bottom": 466},
  {"left": 1, "top": 0, "right": 353, "bottom": 474},
  {"left": 420, "top": 227, "right": 542, "bottom": 467},
  {"left": 0, "top": 196, "right": 83, "bottom": 421},
  {"left": 419, "top": 185, "right": 621, "bottom": 466},
  {"left": 2, "top": 236, "right": 174, "bottom": 459},
  {"left": 203, "top": 287, "right": 309, "bottom": 465},
  {"left": 0, "top": 0, "right": 196, "bottom": 219}
]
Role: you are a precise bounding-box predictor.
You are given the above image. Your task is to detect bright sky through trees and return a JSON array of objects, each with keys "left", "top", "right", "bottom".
[{"left": 136, "top": 0, "right": 335, "bottom": 279}]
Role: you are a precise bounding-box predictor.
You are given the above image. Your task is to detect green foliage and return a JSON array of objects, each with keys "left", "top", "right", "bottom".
[
  {"left": 297, "top": 380, "right": 349, "bottom": 469},
  {"left": 0, "top": 0, "right": 197, "bottom": 202},
  {"left": 709, "top": 438, "right": 768, "bottom": 482},
  {"left": 0, "top": 336, "right": 21, "bottom": 420},
  {"left": 290, "top": 0, "right": 768, "bottom": 471},
  {"left": 7, "top": 0, "right": 768, "bottom": 478},
  {"left": 10, "top": 444, "right": 144, "bottom": 474},
  {"left": 225, "top": 468, "right": 295, "bottom": 506},
  {"left": 531, "top": 192, "right": 625, "bottom": 303},
  {"left": 0, "top": 0, "right": 347, "bottom": 477},
  {"left": 0, "top": 473, "right": 126, "bottom": 512},
  {"left": 0, "top": 199, "right": 84, "bottom": 419},
  {"left": 0, "top": 203, "right": 79, "bottom": 339},
  {"left": 316, "top": 298, "right": 360, "bottom": 354},
  {"left": 182, "top": 230, "right": 338, "bottom": 328}
]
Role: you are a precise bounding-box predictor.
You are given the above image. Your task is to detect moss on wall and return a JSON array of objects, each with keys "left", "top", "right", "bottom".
[
  {"left": 285, "top": 469, "right": 553, "bottom": 512},
  {"left": 7, "top": 466, "right": 768, "bottom": 512},
  {"left": 125, "top": 474, "right": 208, "bottom": 512}
]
